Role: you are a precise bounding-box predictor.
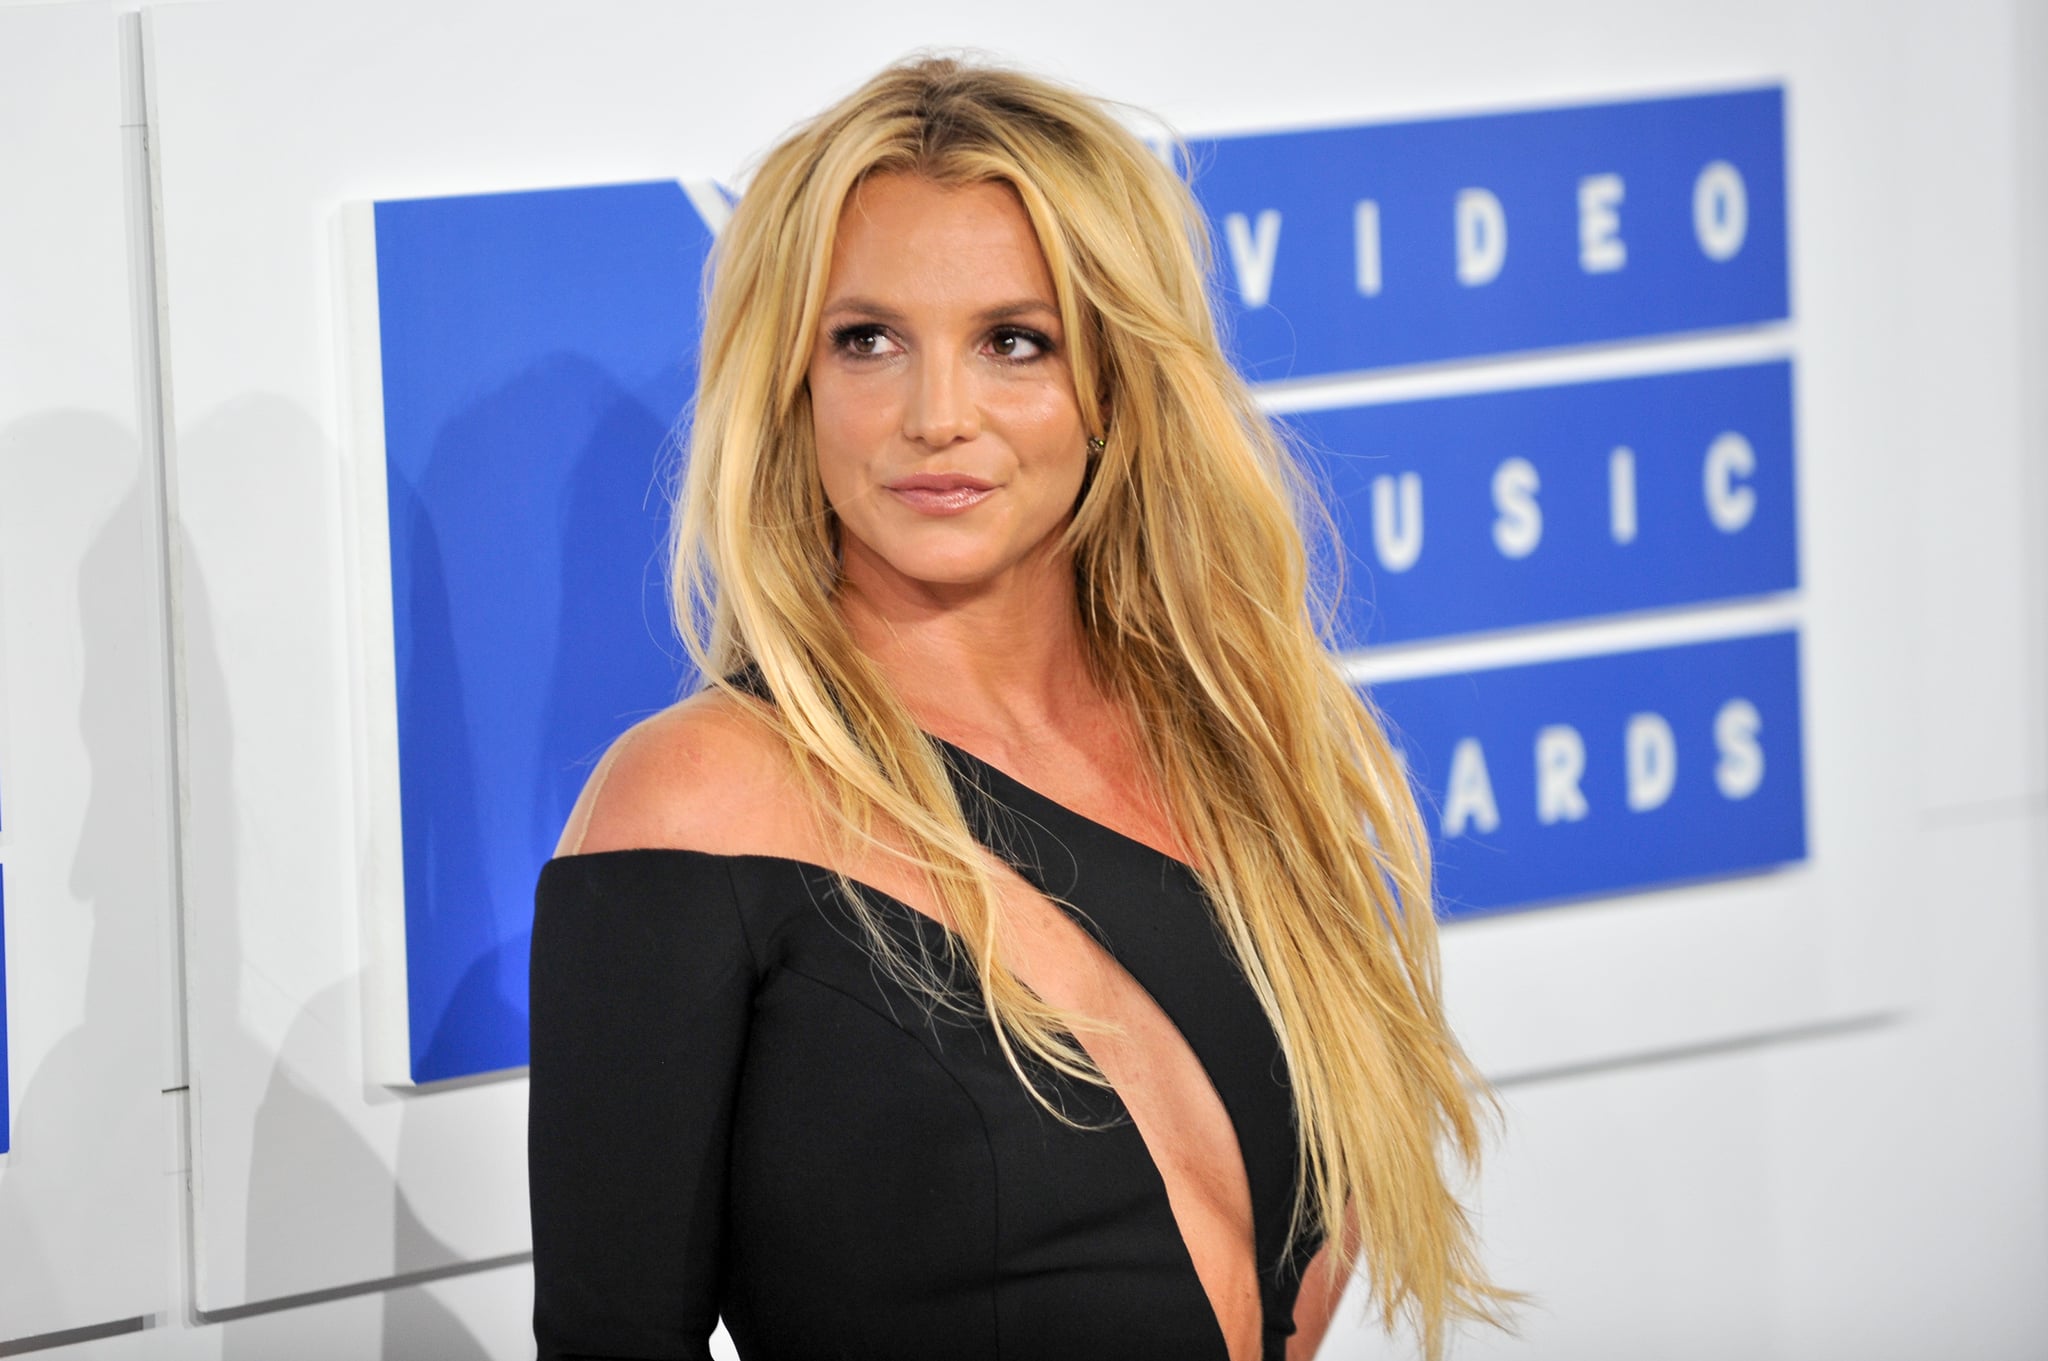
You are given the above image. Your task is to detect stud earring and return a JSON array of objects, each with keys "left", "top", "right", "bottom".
[{"left": 1086, "top": 434, "right": 1107, "bottom": 455}]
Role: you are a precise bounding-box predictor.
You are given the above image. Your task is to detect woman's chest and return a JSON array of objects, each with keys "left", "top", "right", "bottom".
[{"left": 717, "top": 856, "right": 1310, "bottom": 1361}]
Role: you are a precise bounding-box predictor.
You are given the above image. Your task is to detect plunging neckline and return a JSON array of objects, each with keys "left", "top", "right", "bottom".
[
  {"left": 736, "top": 843, "right": 1258, "bottom": 1361},
  {"left": 929, "top": 738, "right": 1265, "bottom": 1361}
]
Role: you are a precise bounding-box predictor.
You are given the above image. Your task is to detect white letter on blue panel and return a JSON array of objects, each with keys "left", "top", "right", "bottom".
[
  {"left": 1443, "top": 738, "right": 1501, "bottom": 837},
  {"left": 1535, "top": 724, "right": 1589, "bottom": 824},
  {"left": 1609, "top": 446, "right": 1638, "bottom": 544},
  {"left": 1371, "top": 472, "right": 1424, "bottom": 572},
  {"left": 1694, "top": 160, "right": 1749, "bottom": 261},
  {"left": 1704, "top": 431, "right": 1758, "bottom": 532},
  {"left": 1455, "top": 188, "right": 1507, "bottom": 286},
  {"left": 1626, "top": 711, "right": 1678, "bottom": 811},
  {"left": 1714, "top": 697, "right": 1766, "bottom": 799},
  {"left": 1223, "top": 209, "right": 1282, "bottom": 308},
  {"left": 1354, "top": 199, "right": 1383, "bottom": 297},
  {"left": 1578, "top": 173, "right": 1627, "bottom": 272},
  {"left": 1491, "top": 457, "right": 1542, "bottom": 558}
]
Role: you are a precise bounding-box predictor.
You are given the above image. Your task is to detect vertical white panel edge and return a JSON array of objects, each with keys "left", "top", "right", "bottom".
[
  {"left": 135, "top": 4, "right": 211, "bottom": 1323},
  {"left": 333, "top": 203, "right": 413, "bottom": 1089}
]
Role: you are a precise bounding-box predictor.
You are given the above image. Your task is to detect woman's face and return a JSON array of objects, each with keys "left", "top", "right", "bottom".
[{"left": 808, "top": 172, "right": 1090, "bottom": 602}]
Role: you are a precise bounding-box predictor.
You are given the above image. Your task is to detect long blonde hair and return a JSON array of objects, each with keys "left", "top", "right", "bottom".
[{"left": 671, "top": 54, "right": 1509, "bottom": 1356}]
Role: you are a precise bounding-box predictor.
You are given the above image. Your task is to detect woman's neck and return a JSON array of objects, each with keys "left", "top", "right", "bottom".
[{"left": 835, "top": 550, "right": 1104, "bottom": 750}]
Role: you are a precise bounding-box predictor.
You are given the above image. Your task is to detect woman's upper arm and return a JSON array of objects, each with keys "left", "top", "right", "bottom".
[
  {"left": 529, "top": 850, "right": 757, "bottom": 1360},
  {"left": 530, "top": 706, "right": 773, "bottom": 1359}
]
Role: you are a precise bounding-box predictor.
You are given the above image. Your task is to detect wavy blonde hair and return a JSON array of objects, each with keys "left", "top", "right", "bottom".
[{"left": 671, "top": 54, "right": 1508, "bottom": 1357}]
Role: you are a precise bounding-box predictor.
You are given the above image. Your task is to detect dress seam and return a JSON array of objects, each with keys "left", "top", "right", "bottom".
[
  {"left": 722, "top": 857, "right": 765, "bottom": 981},
  {"left": 774, "top": 965, "right": 1006, "bottom": 1358}
]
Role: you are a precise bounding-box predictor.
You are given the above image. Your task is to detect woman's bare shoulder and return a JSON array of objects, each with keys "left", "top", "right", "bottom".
[{"left": 554, "top": 689, "right": 808, "bottom": 859}]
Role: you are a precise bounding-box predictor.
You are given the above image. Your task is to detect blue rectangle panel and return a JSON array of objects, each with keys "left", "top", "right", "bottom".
[
  {"left": 1190, "top": 87, "right": 1788, "bottom": 380},
  {"left": 1289, "top": 361, "right": 1798, "bottom": 647},
  {"left": 1368, "top": 631, "right": 1806, "bottom": 918},
  {"left": 373, "top": 181, "right": 714, "bottom": 1081},
  {"left": 366, "top": 87, "right": 1799, "bottom": 1082}
]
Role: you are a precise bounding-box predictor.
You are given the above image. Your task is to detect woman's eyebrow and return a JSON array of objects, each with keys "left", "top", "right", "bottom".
[
  {"left": 974, "top": 300, "right": 1061, "bottom": 325},
  {"left": 818, "top": 297, "right": 1060, "bottom": 325},
  {"left": 819, "top": 296, "right": 905, "bottom": 324}
]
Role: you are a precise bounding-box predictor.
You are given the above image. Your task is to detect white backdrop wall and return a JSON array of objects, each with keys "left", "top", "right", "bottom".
[
  {"left": 0, "top": 0, "right": 172, "bottom": 1350},
  {"left": 0, "top": 0, "right": 2042, "bottom": 1358}
]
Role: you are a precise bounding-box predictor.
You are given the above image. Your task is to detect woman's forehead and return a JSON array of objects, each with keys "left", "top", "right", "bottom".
[{"left": 824, "top": 174, "right": 1056, "bottom": 310}]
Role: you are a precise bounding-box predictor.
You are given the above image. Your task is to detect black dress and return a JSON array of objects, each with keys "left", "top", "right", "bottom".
[{"left": 528, "top": 739, "right": 1322, "bottom": 1360}]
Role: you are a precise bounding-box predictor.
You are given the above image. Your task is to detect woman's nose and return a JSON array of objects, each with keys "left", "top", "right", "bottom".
[{"left": 903, "top": 354, "right": 981, "bottom": 448}]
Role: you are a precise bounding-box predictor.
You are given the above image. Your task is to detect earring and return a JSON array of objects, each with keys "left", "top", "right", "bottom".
[{"left": 1086, "top": 434, "right": 1107, "bottom": 455}]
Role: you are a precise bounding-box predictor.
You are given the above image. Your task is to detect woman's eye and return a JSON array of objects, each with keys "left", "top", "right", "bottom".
[
  {"left": 987, "top": 328, "right": 1052, "bottom": 361},
  {"left": 833, "top": 325, "right": 901, "bottom": 358}
]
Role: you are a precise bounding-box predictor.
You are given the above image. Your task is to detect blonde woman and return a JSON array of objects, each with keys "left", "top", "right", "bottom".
[{"left": 530, "top": 56, "right": 1507, "bottom": 1361}]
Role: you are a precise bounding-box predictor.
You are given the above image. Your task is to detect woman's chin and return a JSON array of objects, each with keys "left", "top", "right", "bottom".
[{"left": 837, "top": 521, "right": 1071, "bottom": 600}]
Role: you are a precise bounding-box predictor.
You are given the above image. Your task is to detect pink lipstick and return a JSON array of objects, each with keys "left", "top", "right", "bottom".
[{"left": 884, "top": 473, "right": 996, "bottom": 515}]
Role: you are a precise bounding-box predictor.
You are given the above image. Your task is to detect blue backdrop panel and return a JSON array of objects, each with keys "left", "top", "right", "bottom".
[
  {"left": 373, "top": 181, "right": 712, "bottom": 1081},
  {"left": 367, "top": 91, "right": 1801, "bottom": 1083},
  {"left": 1369, "top": 631, "right": 1806, "bottom": 918},
  {"left": 1289, "top": 361, "right": 1798, "bottom": 647},
  {"left": 1, "top": 868, "right": 9, "bottom": 1154},
  {"left": 1190, "top": 87, "right": 1788, "bottom": 381}
]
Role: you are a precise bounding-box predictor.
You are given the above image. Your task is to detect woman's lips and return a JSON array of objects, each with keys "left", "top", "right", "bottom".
[{"left": 884, "top": 475, "right": 996, "bottom": 515}]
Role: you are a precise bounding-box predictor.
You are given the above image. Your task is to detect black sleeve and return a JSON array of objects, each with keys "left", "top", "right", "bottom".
[{"left": 529, "top": 850, "right": 756, "bottom": 1360}]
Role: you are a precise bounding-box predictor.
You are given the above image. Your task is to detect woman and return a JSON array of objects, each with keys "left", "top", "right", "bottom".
[{"left": 530, "top": 56, "right": 1507, "bottom": 1361}]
